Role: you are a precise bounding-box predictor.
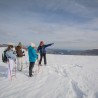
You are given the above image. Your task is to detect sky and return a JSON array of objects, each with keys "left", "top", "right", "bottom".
[{"left": 0, "top": 0, "right": 98, "bottom": 50}]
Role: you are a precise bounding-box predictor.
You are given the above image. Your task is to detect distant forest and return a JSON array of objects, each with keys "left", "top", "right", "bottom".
[
  {"left": 47, "top": 49, "right": 98, "bottom": 56},
  {"left": 1, "top": 44, "right": 98, "bottom": 56}
]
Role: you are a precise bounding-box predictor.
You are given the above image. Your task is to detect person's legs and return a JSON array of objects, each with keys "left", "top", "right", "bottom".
[
  {"left": 8, "top": 59, "right": 14, "bottom": 79},
  {"left": 7, "top": 60, "right": 11, "bottom": 79},
  {"left": 20, "top": 57, "right": 23, "bottom": 71},
  {"left": 29, "top": 62, "right": 35, "bottom": 77},
  {"left": 39, "top": 54, "right": 43, "bottom": 65},
  {"left": 43, "top": 53, "right": 47, "bottom": 65},
  {"left": 17, "top": 57, "right": 21, "bottom": 71}
]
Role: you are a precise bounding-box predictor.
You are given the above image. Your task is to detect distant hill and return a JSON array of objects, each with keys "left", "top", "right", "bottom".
[
  {"left": 0, "top": 44, "right": 98, "bottom": 56},
  {"left": 0, "top": 44, "right": 8, "bottom": 47},
  {"left": 47, "top": 49, "right": 98, "bottom": 56}
]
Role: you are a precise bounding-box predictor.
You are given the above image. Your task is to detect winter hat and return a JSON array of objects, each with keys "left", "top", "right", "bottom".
[
  {"left": 40, "top": 41, "right": 44, "bottom": 46},
  {"left": 18, "top": 42, "right": 22, "bottom": 47},
  {"left": 31, "top": 42, "right": 36, "bottom": 47}
]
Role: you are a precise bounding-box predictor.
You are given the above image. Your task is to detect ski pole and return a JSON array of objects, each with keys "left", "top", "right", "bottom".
[{"left": 14, "top": 62, "right": 16, "bottom": 78}]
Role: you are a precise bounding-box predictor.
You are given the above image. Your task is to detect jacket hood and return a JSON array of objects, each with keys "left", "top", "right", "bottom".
[{"left": 28, "top": 46, "right": 34, "bottom": 49}]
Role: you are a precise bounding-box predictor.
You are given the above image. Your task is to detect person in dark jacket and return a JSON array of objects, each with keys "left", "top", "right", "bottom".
[
  {"left": 37, "top": 41, "right": 54, "bottom": 66},
  {"left": 28, "top": 42, "right": 38, "bottom": 77}
]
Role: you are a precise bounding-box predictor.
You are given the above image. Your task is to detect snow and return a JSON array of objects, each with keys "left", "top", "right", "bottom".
[{"left": 0, "top": 47, "right": 98, "bottom": 98}]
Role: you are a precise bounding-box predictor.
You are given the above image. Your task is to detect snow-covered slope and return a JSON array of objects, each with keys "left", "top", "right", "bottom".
[{"left": 0, "top": 47, "right": 98, "bottom": 98}]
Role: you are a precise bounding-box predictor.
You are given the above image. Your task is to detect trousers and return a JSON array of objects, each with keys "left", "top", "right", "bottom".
[
  {"left": 7, "top": 59, "right": 15, "bottom": 79},
  {"left": 17, "top": 57, "right": 23, "bottom": 71},
  {"left": 29, "top": 62, "right": 35, "bottom": 76},
  {"left": 39, "top": 53, "right": 47, "bottom": 65}
]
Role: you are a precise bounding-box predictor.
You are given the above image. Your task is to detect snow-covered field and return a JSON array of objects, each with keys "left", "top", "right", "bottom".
[{"left": 0, "top": 47, "right": 98, "bottom": 98}]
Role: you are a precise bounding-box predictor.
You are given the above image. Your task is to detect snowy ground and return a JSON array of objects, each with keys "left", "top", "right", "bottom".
[{"left": 0, "top": 47, "right": 98, "bottom": 98}]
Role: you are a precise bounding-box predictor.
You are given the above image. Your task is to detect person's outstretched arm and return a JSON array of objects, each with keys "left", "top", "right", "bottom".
[{"left": 45, "top": 43, "right": 54, "bottom": 48}]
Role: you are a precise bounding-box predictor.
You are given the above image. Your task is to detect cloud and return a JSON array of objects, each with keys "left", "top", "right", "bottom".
[{"left": 0, "top": 0, "right": 98, "bottom": 49}]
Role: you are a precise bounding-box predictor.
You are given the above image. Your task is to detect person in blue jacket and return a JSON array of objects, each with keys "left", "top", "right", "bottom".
[
  {"left": 28, "top": 42, "right": 38, "bottom": 77},
  {"left": 37, "top": 41, "right": 54, "bottom": 66}
]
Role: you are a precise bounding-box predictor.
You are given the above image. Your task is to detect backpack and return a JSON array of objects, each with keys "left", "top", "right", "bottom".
[
  {"left": 15, "top": 46, "right": 25, "bottom": 57},
  {"left": 2, "top": 50, "right": 7, "bottom": 63},
  {"left": 16, "top": 50, "right": 24, "bottom": 57}
]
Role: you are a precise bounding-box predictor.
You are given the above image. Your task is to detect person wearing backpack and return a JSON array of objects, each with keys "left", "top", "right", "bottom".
[
  {"left": 37, "top": 41, "right": 54, "bottom": 66},
  {"left": 15, "top": 43, "right": 25, "bottom": 71},
  {"left": 5, "top": 43, "right": 16, "bottom": 80}
]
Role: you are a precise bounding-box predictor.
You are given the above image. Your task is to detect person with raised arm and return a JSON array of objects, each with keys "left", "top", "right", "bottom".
[{"left": 37, "top": 41, "right": 54, "bottom": 66}]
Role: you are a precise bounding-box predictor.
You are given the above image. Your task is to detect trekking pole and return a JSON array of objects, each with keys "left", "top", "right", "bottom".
[
  {"left": 14, "top": 62, "right": 16, "bottom": 78},
  {"left": 37, "top": 59, "right": 40, "bottom": 73}
]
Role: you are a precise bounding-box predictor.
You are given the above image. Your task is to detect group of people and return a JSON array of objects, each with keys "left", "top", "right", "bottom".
[
  {"left": 4, "top": 41, "right": 54, "bottom": 79},
  {"left": 28, "top": 41, "right": 54, "bottom": 77}
]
